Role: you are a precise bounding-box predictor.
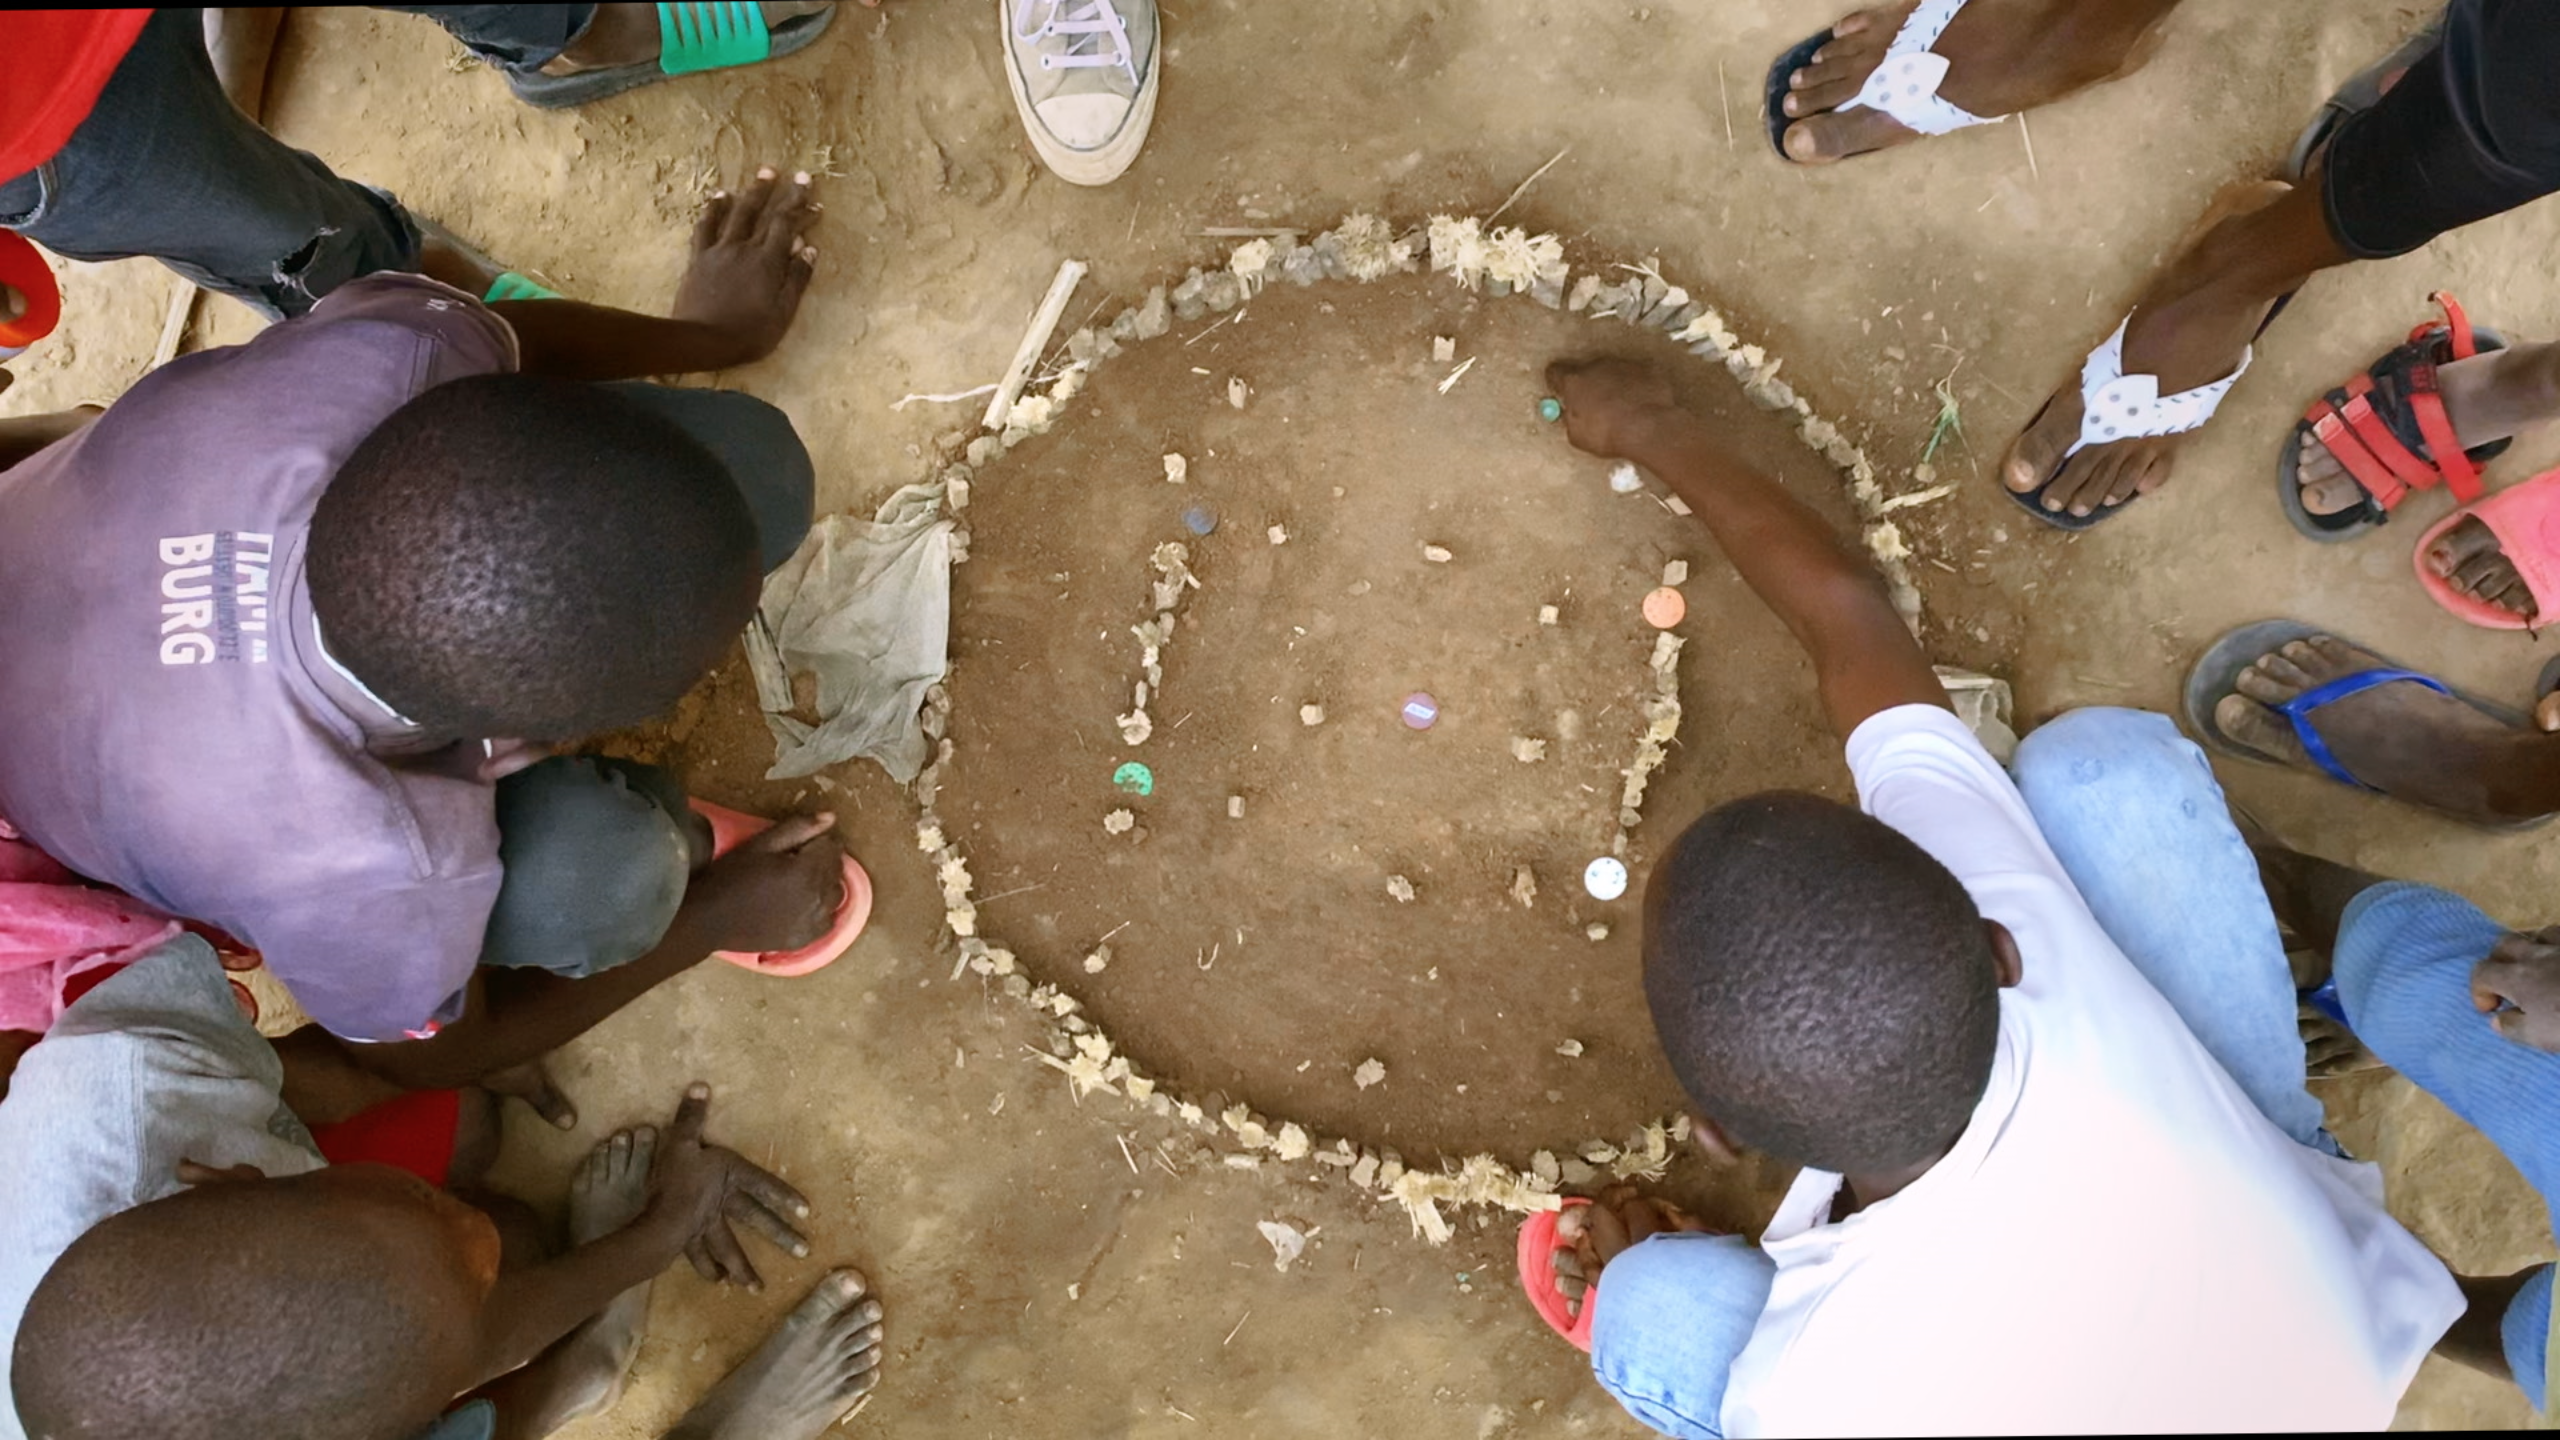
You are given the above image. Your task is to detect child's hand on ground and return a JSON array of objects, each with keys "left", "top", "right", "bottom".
[
  {"left": 683, "top": 812, "right": 846, "bottom": 953},
  {"left": 643, "top": 1083, "right": 813, "bottom": 1289},
  {"left": 1545, "top": 357, "right": 1686, "bottom": 461},
  {"left": 673, "top": 167, "right": 819, "bottom": 367},
  {"left": 2473, "top": 928, "right": 2560, "bottom": 1052}
]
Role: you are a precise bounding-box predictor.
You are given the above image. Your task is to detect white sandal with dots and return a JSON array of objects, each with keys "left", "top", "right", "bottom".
[
  {"left": 1764, "top": 0, "right": 2002, "bottom": 158},
  {"left": 1838, "top": 0, "right": 2001, "bottom": 137},
  {"left": 2009, "top": 317, "right": 2256, "bottom": 530}
]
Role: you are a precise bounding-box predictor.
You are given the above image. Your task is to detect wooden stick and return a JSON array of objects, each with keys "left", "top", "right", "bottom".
[
  {"left": 152, "top": 284, "right": 201, "bottom": 371},
  {"left": 981, "top": 258, "right": 1086, "bottom": 432}
]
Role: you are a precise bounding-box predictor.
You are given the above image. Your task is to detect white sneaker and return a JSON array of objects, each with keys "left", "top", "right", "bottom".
[{"left": 1000, "top": 0, "right": 1159, "bottom": 187}]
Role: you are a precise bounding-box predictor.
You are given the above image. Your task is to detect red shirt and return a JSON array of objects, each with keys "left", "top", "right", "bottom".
[{"left": 0, "top": 11, "right": 152, "bottom": 181}]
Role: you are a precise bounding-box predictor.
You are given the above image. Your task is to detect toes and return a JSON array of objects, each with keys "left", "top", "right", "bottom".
[
  {"left": 2426, "top": 516, "right": 2500, "bottom": 577},
  {"left": 626, "top": 1125, "right": 657, "bottom": 1177},
  {"left": 2234, "top": 656, "right": 2309, "bottom": 704},
  {"left": 2040, "top": 450, "right": 2114, "bottom": 517},
  {"left": 2215, "top": 692, "right": 2302, "bottom": 758},
  {"left": 794, "top": 1269, "right": 869, "bottom": 1324},
  {"left": 1784, "top": 73, "right": 1867, "bottom": 117},
  {"left": 2003, "top": 394, "right": 2081, "bottom": 496},
  {"left": 2303, "top": 635, "right": 2381, "bottom": 675},
  {"left": 1782, "top": 107, "right": 1915, "bottom": 163},
  {"left": 2299, "top": 473, "right": 2367, "bottom": 517}
]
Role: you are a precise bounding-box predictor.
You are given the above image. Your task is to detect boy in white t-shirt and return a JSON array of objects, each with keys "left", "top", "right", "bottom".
[{"left": 1531, "top": 356, "right": 2485, "bottom": 1436}]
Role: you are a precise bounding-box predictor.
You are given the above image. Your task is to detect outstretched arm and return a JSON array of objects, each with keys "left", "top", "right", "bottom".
[
  {"left": 1546, "top": 357, "right": 1946, "bottom": 738},
  {"left": 345, "top": 815, "right": 845, "bottom": 1090},
  {"left": 483, "top": 169, "right": 820, "bottom": 382}
]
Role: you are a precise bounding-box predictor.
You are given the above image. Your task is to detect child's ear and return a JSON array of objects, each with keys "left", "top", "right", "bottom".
[{"left": 174, "top": 1159, "right": 268, "bottom": 1188}]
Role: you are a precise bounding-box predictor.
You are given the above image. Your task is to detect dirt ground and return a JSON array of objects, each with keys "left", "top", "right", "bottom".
[{"left": 6, "top": 0, "right": 2554, "bottom": 1431}]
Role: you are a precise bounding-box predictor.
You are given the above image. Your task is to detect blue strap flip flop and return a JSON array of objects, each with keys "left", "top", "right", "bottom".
[
  {"left": 505, "top": 3, "right": 836, "bottom": 111},
  {"left": 2181, "top": 619, "right": 2551, "bottom": 832}
]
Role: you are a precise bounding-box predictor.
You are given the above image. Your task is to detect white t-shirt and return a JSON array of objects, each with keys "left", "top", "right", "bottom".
[{"left": 1716, "top": 705, "right": 2462, "bottom": 1437}]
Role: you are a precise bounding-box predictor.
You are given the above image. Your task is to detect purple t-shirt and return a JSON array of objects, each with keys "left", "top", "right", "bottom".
[{"left": 0, "top": 275, "right": 521, "bottom": 1041}]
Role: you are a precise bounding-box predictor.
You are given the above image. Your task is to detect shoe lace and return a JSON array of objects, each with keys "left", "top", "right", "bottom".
[{"left": 1014, "top": 0, "right": 1138, "bottom": 83}]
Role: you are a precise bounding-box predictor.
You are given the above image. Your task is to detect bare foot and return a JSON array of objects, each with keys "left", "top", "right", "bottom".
[
  {"left": 2001, "top": 181, "right": 2310, "bottom": 518},
  {"left": 518, "top": 1128, "right": 662, "bottom": 1433},
  {"left": 664, "top": 1269, "right": 885, "bottom": 1440},
  {"left": 2211, "top": 634, "right": 2557, "bottom": 823},
  {"left": 2301, "top": 1006, "right": 2387, "bottom": 1078},
  {"left": 2420, "top": 515, "right": 2540, "bottom": 620},
  {"left": 1777, "top": 0, "right": 2179, "bottom": 163},
  {"left": 547, "top": 2, "right": 836, "bottom": 73}
]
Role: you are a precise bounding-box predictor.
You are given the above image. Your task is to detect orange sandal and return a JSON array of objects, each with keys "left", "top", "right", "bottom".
[
  {"left": 1517, "top": 1198, "right": 1598, "bottom": 1353},
  {"left": 688, "top": 799, "right": 873, "bottom": 977}
]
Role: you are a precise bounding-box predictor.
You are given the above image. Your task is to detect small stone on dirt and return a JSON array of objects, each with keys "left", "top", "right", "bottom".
[
  {"left": 1354, "top": 1057, "right": 1387, "bottom": 1089},
  {"left": 1386, "top": 875, "right": 1416, "bottom": 903},
  {"left": 1300, "top": 703, "right": 1326, "bottom": 726},
  {"left": 1228, "top": 376, "right": 1249, "bottom": 409},
  {"left": 1555, "top": 1039, "right": 1584, "bottom": 1058},
  {"left": 1585, "top": 922, "right": 1610, "bottom": 941},
  {"left": 1538, "top": 604, "right": 1560, "bottom": 626},
  {"left": 1421, "top": 544, "right": 1454, "bottom": 564},
  {"left": 1432, "top": 335, "right": 1456, "bottom": 362},
  {"left": 1510, "top": 866, "right": 1537, "bottom": 909},
  {"left": 1510, "top": 736, "right": 1547, "bottom": 763},
  {"left": 1103, "top": 809, "right": 1135, "bottom": 835},
  {"left": 1258, "top": 1220, "right": 1309, "bottom": 1271},
  {"left": 1227, "top": 795, "right": 1245, "bottom": 819},
  {"left": 1163, "top": 453, "right": 1188, "bottom": 484},
  {"left": 1662, "top": 559, "right": 1690, "bottom": 586},
  {"left": 1083, "top": 944, "right": 1111, "bottom": 974},
  {"left": 1608, "top": 462, "right": 1643, "bottom": 494}
]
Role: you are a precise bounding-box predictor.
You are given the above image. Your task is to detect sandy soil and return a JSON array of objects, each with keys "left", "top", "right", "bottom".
[{"left": 6, "top": 0, "right": 2553, "bottom": 1431}]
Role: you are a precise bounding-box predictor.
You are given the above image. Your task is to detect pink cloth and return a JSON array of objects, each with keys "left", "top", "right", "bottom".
[{"left": 0, "top": 829, "right": 182, "bottom": 1034}]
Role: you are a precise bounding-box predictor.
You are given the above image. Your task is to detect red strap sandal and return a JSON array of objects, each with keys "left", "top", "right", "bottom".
[
  {"left": 688, "top": 799, "right": 873, "bottom": 977},
  {"left": 2282, "top": 292, "right": 2509, "bottom": 543}
]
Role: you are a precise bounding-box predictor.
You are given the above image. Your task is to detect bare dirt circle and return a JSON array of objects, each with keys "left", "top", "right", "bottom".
[{"left": 939, "top": 268, "right": 1865, "bottom": 1171}]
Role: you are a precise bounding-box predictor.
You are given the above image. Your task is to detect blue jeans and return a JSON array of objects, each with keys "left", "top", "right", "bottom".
[
  {"left": 0, "top": 9, "right": 594, "bottom": 318},
  {"left": 1593, "top": 708, "right": 2352, "bottom": 1437},
  {"left": 2333, "top": 881, "right": 2560, "bottom": 1408}
]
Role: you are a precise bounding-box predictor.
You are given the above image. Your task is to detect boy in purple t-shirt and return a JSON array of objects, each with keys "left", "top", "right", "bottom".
[{"left": 0, "top": 169, "right": 851, "bottom": 1087}]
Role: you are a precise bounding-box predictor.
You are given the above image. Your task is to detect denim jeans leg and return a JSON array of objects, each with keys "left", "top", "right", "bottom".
[
  {"left": 2010, "top": 707, "right": 2332, "bottom": 1151},
  {"left": 482, "top": 755, "right": 697, "bottom": 976},
  {"left": 376, "top": 7, "right": 598, "bottom": 75},
  {"left": 1588, "top": 1233, "right": 1775, "bottom": 1440},
  {"left": 2, "top": 9, "right": 419, "bottom": 318},
  {"left": 2333, "top": 882, "right": 2560, "bottom": 1216}
]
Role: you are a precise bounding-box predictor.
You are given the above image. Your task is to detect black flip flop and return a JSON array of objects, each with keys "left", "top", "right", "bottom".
[
  {"left": 2182, "top": 619, "right": 2549, "bottom": 832},
  {"left": 2284, "top": 16, "right": 2445, "bottom": 182},
  {"left": 1762, "top": 29, "right": 1835, "bottom": 161}
]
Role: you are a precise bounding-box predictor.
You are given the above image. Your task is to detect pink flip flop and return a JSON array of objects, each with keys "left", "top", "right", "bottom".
[
  {"left": 687, "top": 799, "right": 873, "bottom": 978},
  {"left": 2413, "top": 466, "right": 2560, "bottom": 630},
  {"left": 1517, "top": 1197, "right": 1597, "bottom": 1353}
]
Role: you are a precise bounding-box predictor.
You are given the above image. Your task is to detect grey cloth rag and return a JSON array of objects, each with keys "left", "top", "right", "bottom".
[{"left": 748, "top": 481, "right": 953, "bottom": 783}]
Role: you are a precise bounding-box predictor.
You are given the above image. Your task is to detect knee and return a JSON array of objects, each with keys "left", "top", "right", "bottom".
[
  {"left": 2011, "top": 708, "right": 2211, "bottom": 814},
  {"left": 1590, "top": 1232, "right": 1773, "bottom": 1439},
  {"left": 487, "top": 757, "right": 692, "bottom": 971}
]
